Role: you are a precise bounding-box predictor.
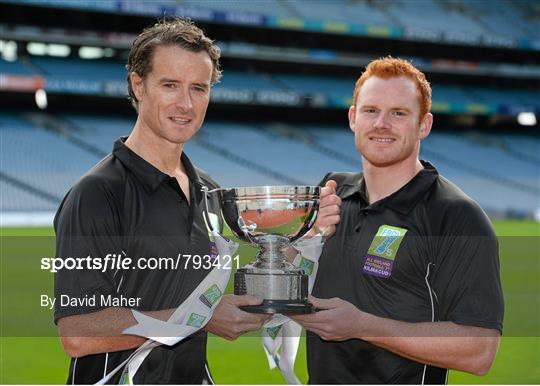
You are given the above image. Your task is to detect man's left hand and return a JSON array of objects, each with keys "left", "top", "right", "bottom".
[{"left": 289, "top": 296, "right": 362, "bottom": 341}]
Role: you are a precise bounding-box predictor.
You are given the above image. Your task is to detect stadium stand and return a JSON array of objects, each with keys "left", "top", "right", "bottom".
[
  {"left": 0, "top": 0, "right": 538, "bottom": 224},
  {"left": 219, "top": 70, "right": 283, "bottom": 91},
  {"left": 2, "top": 57, "right": 538, "bottom": 111},
  {"left": 285, "top": 0, "right": 394, "bottom": 26},
  {"left": 466, "top": 0, "right": 540, "bottom": 40},
  {"left": 0, "top": 58, "right": 35, "bottom": 75},
  {"left": 0, "top": 113, "right": 99, "bottom": 201},
  {"left": 384, "top": 0, "right": 487, "bottom": 38},
  {"left": 177, "top": 0, "right": 540, "bottom": 44},
  {"left": 272, "top": 73, "right": 353, "bottom": 96},
  {"left": 1, "top": 181, "right": 56, "bottom": 212},
  {"left": 180, "top": 0, "right": 292, "bottom": 17},
  {"left": 2, "top": 112, "right": 538, "bottom": 218},
  {"left": 30, "top": 57, "right": 125, "bottom": 80},
  {"left": 7, "top": 56, "right": 540, "bottom": 104}
]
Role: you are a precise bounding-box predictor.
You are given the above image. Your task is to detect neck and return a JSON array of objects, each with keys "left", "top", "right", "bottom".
[
  {"left": 125, "top": 119, "right": 185, "bottom": 176},
  {"left": 363, "top": 157, "right": 424, "bottom": 204}
]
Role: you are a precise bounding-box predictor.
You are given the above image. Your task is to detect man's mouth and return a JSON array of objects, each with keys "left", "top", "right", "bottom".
[
  {"left": 369, "top": 137, "right": 395, "bottom": 143},
  {"left": 169, "top": 117, "right": 192, "bottom": 125}
]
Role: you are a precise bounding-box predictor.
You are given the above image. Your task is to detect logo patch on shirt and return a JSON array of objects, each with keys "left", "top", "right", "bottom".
[
  {"left": 199, "top": 284, "right": 222, "bottom": 308},
  {"left": 186, "top": 312, "right": 206, "bottom": 328},
  {"left": 362, "top": 225, "right": 407, "bottom": 278}
]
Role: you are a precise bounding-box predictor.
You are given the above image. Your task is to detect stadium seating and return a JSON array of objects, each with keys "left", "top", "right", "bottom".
[
  {"left": 466, "top": 0, "right": 540, "bottom": 40},
  {"left": 385, "top": 0, "right": 487, "bottom": 38},
  {"left": 2, "top": 57, "right": 538, "bottom": 109},
  {"left": 272, "top": 73, "right": 353, "bottom": 97},
  {"left": 174, "top": 0, "right": 539, "bottom": 42},
  {"left": 180, "top": 0, "right": 291, "bottom": 17},
  {"left": 30, "top": 57, "right": 125, "bottom": 80},
  {"left": 285, "top": 0, "right": 393, "bottom": 26},
  {"left": 1, "top": 182, "right": 56, "bottom": 212},
  {"left": 0, "top": 58, "right": 36, "bottom": 76},
  {"left": 421, "top": 133, "right": 539, "bottom": 212},
  {"left": 0, "top": 113, "right": 101, "bottom": 208},
  {"left": 218, "top": 70, "right": 282, "bottom": 91},
  {"left": 1, "top": 0, "right": 538, "bottom": 221},
  {"left": 2, "top": 113, "right": 538, "bottom": 215},
  {"left": 496, "top": 133, "right": 540, "bottom": 160}
]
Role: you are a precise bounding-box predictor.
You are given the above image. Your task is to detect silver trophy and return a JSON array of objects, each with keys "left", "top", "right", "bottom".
[{"left": 207, "top": 186, "right": 320, "bottom": 314}]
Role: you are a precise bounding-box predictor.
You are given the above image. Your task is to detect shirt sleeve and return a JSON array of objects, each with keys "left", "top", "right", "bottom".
[
  {"left": 53, "top": 175, "right": 122, "bottom": 323},
  {"left": 317, "top": 172, "right": 332, "bottom": 187},
  {"left": 431, "top": 199, "right": 504, "bottom": 333}
]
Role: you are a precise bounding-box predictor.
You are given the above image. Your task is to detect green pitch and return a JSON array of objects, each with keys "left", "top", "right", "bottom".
[{"left": 0, "top": 220, "right": 538, "bottom": 384}]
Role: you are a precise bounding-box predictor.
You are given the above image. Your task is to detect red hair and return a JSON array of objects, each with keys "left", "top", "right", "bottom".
[{"left": 353, "top": 57, "right": 432, "bottom": 118}]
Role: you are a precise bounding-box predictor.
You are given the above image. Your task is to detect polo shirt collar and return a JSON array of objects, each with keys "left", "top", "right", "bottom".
[
  {"left": 113, "top": 137, "right": 203, "bottom": 195},
  {"left": 382, "top": 161, "right": 438, "bottom": 214},
  {"left": 340, "top": 160, "right": 439, "bottom": 214},
  {"left": 337, "top": 174, "right": 365, "bottom": 201}
]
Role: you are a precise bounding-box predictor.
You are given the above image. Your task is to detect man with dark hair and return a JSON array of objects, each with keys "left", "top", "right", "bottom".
[
  {"left": 291, "top": 57, "right": 504, "bottom": 384},
  {"left": 54, "top": 18, "right": 340, "bottom": 384},
  {"left": 125, "top": 18, "right": 222, "bottom": 111}
]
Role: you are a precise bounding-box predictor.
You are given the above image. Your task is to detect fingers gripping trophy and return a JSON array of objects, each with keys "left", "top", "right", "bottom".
[{"left": 203, "top": 186, "right": 320, "bottom": 314}]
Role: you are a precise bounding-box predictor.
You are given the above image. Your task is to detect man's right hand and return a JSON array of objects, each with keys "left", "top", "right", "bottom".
[
  {"left": 316, "top": 180, "right": 341, "bottom": 238},
  {"left": 205, "top": 294, "right": 271, "bottom": 340}
]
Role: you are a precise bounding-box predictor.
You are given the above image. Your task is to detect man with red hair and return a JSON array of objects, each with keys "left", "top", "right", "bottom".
[{"left": 291, "top": 57, "right": 503, "bottom": 383}]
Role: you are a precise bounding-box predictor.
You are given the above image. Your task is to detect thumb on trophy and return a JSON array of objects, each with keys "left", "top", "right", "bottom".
[{"left": 322, "top": 179, "right": 338, "bottom": 193}]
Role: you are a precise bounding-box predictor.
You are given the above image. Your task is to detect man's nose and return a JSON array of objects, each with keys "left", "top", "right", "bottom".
[
  {"left": 373, "top": 111, "right": 390, "bottom": 130},
  {"left": 175, "top": 88, "right": 193, "bottom": 111}
]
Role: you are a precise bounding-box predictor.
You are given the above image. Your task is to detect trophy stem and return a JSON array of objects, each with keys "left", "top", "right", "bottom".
[{"left": 253, "top": 236, "right": 289, "bottom": 270}]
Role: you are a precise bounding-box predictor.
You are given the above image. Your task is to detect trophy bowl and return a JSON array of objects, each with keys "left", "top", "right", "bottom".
[{"left": 218, "top": 186, "right": 320, "bottom": 314}]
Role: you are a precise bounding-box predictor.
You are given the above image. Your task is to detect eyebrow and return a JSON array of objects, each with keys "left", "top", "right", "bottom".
[
  {"left": 360, "top": 104, "right": 413, "bottom": 112},
  {"left": 193, "top": 82, "right": 210, "bottom": 89},
  {"left": 392, "top": 107, "right": 413, "bottom": 113},
  {"left": 158, "top": 78, "right": 210, "bottom": 89},
  {"left": 158, "top": 78, "right": 178, "bottom": 84}
]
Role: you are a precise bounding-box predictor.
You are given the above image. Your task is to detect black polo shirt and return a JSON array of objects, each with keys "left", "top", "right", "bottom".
[
  {"left": 307, "top": 161, "right": 504, "bottom": 384},
  {"left": 54, "top": 138, "right": 222, "bottom": 384}
]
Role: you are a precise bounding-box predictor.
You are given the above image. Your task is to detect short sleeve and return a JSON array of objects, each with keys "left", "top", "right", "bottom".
[
  {"left": 53, "top": 175, "right": 122, "bottom": 323},
  {"left": 431, "top": 199, "right": 504, "bottom": 333},
  {"left": 317, "top": 172, "right": 332, "bottom": 187}
]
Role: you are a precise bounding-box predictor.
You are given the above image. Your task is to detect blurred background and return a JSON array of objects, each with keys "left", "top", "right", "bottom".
[
  {"left": 0, "top": 0, "right": 539, "bottom": 224},
  {"left": 0, "top": 0, "right": 539, "bottom": 384}
]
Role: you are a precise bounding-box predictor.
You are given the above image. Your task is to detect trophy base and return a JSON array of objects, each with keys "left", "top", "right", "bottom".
[{"left": 240, "top": 299, "right": 314, "bottom": 314}]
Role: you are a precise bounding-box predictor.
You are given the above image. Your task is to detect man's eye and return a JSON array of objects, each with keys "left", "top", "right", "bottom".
[
  {"left": 164, "top": 83, "right": 175, "bottom": 88},
  {"left": 393, "top": 111, "right": 406, "bottom": 116}
]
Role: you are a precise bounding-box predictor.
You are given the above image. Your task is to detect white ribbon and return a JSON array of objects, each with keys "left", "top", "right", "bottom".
[
  {"left": 95, "top": 230, "right": 238, "bottom": 384},
  {"left": 261, "top": 234, "right": 324, "bottom": 384},
  {"left": 94, "top": 207, "right": 324, "bottom": 385}
]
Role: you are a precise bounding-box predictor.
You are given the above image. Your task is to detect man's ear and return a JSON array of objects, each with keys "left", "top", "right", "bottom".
[
  {"left": 419, "top": 112, "right": 433, "bottom": 140},
  {"left": 130, "top": 72, "right": 145, "bottom": 102},
  {"left": 348, "top": 105, "right": 356, "bottom": 133}
]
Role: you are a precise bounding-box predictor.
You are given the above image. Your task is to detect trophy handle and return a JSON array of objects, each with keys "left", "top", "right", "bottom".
[
  {"left": 201, "top": 185, "right": 223, "bottom": 234},
  {"left": 201, "top": 186, "right": 258, "bottom": 246}
]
